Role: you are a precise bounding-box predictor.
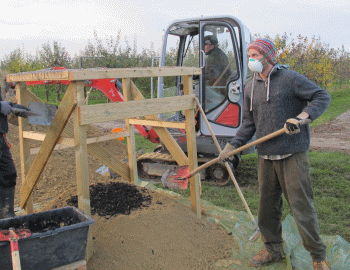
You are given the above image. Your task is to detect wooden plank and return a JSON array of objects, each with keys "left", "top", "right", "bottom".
[
  {"left": 79, "top": 95, "right": 195, "bottom": 125},
  {"left": 128, "top": 119, "right": 186, "bottom": 129},
  {"left": 16, "top": 83, "right": 34, "bottom": 214},
  {"left": 23, "top": 131, "right": 75, "bottom": 146},
  {"left": 122, "top": 78, "right": 138, "bottom": 185},
  {"left": 24, "top": 130, "right": 129, "bottom": 145},
  {"left": 183, "top": 75, "right": 201, "bottom": 217},
  {"left": 19, "top": 83, "right": 77, "bottom": 208},
  {"left": 68, "top": 67, "right": 201, "bottom": 81},
  {"left": 6, "top": 69, "right": 70, "bottom": 82},
  {"left": 73, "top": 81, "right": 93, "bottom": 261},
  {"left": 87, "top": 144, "right": 130, "bottom": 182},
  {"left": 73, "top": 81, "right": 90, "bottom": 215},
  {"left": 128, "top": 80, "right": 188, "bottom": 166},
  {"left": 6, "top": 67, "right": 201, "bottom": 82}
]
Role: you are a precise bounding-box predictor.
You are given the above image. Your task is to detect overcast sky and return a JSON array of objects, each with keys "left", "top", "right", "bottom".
[{"left": 1, "top": 0, "right": 349, "bottom": 60}]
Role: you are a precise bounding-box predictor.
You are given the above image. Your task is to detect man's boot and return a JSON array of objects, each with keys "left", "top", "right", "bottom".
[
  {"left": 249, "top": 242, "right": 284, "bottom": 268},
  {"left": 0, "top": 186, "right": 16, "bottom": 219}
]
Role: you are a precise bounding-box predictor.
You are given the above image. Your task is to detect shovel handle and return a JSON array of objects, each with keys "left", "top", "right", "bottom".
[{"left": 188, "top": 118, "right": 311, "bottom": 178}]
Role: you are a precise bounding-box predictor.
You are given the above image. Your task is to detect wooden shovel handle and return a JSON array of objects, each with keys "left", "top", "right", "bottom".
[{"left": 188, "top": 118, "right": 311, "bottom": 178}]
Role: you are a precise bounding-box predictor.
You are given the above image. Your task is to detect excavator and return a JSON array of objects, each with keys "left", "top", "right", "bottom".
[
  {"left": 137, "top": 16, "right": 254, "bottom": 185},
  {"left": 7, "top": 16, "right": 254, "bottom": 185}
]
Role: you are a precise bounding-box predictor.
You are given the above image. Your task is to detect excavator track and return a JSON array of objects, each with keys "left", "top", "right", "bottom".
[{"left": 137, "top": 151, "right": 232, "bottom": 186}]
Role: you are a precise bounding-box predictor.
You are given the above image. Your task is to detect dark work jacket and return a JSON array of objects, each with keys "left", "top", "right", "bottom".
[
  {"left": 0, "top": 89, "right": 9, "bottom": 134},
  {"left": 205, "top": 47, "right": 231, "bottom": 86},
  {"left": 230, "top": 64, "right": 331, "bottom": 155}
]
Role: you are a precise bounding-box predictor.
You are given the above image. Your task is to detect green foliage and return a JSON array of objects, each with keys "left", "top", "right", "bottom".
[{"left": 310, "top": 87, "right": 350, "bottom": 127}]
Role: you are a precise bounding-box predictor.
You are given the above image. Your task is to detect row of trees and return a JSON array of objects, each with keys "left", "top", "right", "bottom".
[
  {"left": 272, "top": 33, "right": 350, "bottom": 90},
  {"left": 1, "top": 31, "right": 349, "bottom": 102}
]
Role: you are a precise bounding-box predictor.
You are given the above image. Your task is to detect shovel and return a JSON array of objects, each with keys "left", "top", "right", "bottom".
[
  {"left": 161, "top": 118, "right": 312, "bottom": 186},
  {"left": 0, "top": 228, "right": 31, "bottom": 270},
  {"left": 27, "top": 101, "right": 58, "bottom": 126}
]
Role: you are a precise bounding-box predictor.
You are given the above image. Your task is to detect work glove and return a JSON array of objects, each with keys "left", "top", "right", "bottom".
[
  {"left": 218, "top": 143, "right": 236, "bottom": 162},
  {"left": 9, "top": 102, "right": 31, "bottom": 118},
  {"left": 284, "top": 117, "right": 301, "bottom": 135},
  {"left": 0, "top": 101, "right": 12, "bottom": 115}
]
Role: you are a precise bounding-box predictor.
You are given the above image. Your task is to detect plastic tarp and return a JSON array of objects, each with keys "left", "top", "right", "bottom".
[{"left": 139, "top": 180, "right": 350, "bottom": 269}]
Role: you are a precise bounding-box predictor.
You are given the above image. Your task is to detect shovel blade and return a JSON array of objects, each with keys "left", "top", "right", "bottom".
[
  {"left": 28, "top": 101, "right": 58, "bottom": 126},
  {"left": 161, "top": 166, "right": 190, "bottom": 190}
]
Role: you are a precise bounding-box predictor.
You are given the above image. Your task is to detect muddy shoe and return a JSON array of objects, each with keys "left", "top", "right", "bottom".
[
  {"left": 248, "top": 249, "right": 284, "bottom": 268},
  {"left": 313, "top": 260, "right": 331, "bottom": 270}
]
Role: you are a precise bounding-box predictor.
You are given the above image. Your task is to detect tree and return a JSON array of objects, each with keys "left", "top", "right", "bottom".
[{"left": 39, "top": 41, "right": 72, "bottom": 102}]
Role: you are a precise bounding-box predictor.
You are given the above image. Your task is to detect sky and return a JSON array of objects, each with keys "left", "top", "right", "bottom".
[{"left": 1, "top": 0, "right": 349, "bottom": 60}]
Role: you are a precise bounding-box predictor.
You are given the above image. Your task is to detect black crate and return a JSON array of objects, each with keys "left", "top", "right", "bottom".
[{"left": 0, "top": 206, "right": 94, "bottom": 270}]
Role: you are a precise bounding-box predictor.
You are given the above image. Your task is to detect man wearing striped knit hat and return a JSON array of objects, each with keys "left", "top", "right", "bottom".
[{"left": 219, "top": 39, "right": 331, "bottom": 269}]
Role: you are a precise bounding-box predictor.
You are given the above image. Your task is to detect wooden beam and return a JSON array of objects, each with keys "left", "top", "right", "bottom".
[
  {"left": 68, "top": 67, "right": 201, "bottom": 81},
  {"left": 6, "top": 69, "right": 70, "bottom": 83},
  {"left": 20, "top": 83, "right": 77, "bottom": 208},
  {"left": 122, "top": 78, "right": 139, "bottom": 185},
  {"left": 23, "top": 131, "right": 75, "bottom": 146},
  {"left": 6, "top": 67, "right": 201, "bottom": 82},
  {"left": 16, "top": 83, "right": 34, "bottom": 214},
  {"left": 24, "top": 130, "right": 129, "bottom": 145},
  {"left": 79, "top": 95, "right": 196, "bottom": 125},
  {"left": 128, "top": 119, "right": 186, "bottom": 129},
  {"left": 87, "top": 144, "right": 130, "bottom": 182},
  {"left": 73, "top": 81, "right": 90, "bottom": 215},
  {"left": 183, "top": 75, "right": 201, "bottom": 217}
]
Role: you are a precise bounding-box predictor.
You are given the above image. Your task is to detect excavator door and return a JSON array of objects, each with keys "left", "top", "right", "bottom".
[{"left": 157, "top": 16, "right": 253, "bottom": 155}]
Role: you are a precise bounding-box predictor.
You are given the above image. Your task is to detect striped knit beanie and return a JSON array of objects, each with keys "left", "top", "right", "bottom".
[{"left": 248, "top": 38, "right": 276, "bottom": 64}]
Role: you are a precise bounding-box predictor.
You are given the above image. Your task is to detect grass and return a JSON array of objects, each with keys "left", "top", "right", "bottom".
[{"left": 310, "top": 87, "right": 350, "bottom": 127}]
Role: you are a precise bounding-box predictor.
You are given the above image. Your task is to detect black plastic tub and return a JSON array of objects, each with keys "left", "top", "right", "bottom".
[{"left": 0, "top": 206, "right": 94, "bottom": 270}]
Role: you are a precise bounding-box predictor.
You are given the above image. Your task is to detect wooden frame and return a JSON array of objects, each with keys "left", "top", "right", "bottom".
[{"left": 7, "top": 66, "right": 202, "bottom": 258}]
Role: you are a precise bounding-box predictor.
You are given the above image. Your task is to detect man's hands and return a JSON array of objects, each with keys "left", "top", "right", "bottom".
[
  {"left": 0, "top": 101, "right": 13, "bottom": 115},
  {"left": 0, "top": 101, "right": 31, "bottom": 118},
  {"left": 284, "top": 118, "right": 301, "bottom": 135},
  {"left": 219, "top": 143, "right": 236, "bottom": 161},
  {"left": 9, "top": 103, "right": 31, "bottom": 118}
]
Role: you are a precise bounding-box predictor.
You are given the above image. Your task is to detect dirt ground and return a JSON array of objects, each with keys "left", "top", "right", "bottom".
[{"left": 6, "top": 109, "right": 350, "bottom": 269}]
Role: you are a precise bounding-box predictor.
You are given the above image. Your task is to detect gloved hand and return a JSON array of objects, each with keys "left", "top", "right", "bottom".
[
  {"left": 218, "top": 143, "right": 236, "bottom": 162},
  {"left": 284, "top": 118, "right": 301, "bottom": 135},
  {"left": 9, "top": 103, "right": 31, "bottom": 118},
  {"left": 0, "top": 101, "right": 12, "bottom": 115}
]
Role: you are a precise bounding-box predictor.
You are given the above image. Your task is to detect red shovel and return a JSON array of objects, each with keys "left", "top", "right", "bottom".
[
  {"left": 161, "top": 119, "right": 312, "bottom": 187},
  {"left": 0, "top": 228, "right": 31, "bottom": 270}
]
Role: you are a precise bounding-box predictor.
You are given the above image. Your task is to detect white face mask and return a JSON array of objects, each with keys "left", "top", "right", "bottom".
[{"left": 248, "top": 58, "right": 263, "bottom": 73}]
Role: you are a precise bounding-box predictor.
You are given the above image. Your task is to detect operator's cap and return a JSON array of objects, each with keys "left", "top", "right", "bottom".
[
  {"left": 204, "top": 35, "right": 218, "bottom": 46},
  {"left": 248, "top": 38, "right": 276, "bottom": 64}
]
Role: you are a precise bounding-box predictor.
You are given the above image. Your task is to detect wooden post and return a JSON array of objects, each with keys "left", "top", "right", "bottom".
[
  {"left": 122, "top": 78, "right": 139, "bottom": 184},
  {"left": 16, "top": 82, "right": 34, "bottom": 214},
  {"left": 73, "top": 81, "right": 91, "bottom": 214},
  {"left": 183, "top": 75, "right": 201, "bottom": 217},
  {"left": 73, "top": 81, "right": 93, "bottom": 260}
]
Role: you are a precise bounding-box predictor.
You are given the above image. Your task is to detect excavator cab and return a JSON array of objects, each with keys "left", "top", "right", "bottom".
[{"left": 157, "top": 16, "right": 253, "bottom": 157}]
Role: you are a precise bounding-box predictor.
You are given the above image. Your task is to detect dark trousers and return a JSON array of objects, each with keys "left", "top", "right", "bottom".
[
  {"left": 0, "top": 134, "right": 17, "bottom": 187},
  {"left": 257, "top": 152, "right": 326, "bottom": 262}
]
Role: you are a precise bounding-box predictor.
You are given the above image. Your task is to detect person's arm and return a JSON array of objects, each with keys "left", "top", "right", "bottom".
[{"left": 293, "top": 71, "right": 331, "bottom": 121}]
